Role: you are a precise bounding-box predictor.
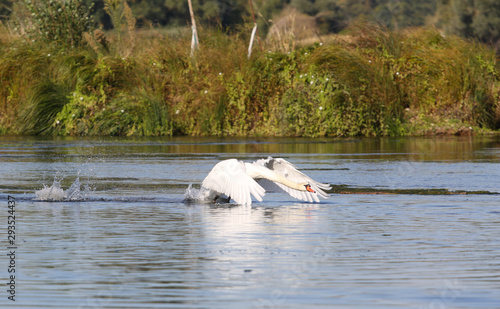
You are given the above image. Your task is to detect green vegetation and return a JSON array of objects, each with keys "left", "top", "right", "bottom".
[
  {"left": 0, "top": 0, "right": 499, "bottom": 137},
  {"left": 23, "top": 0, "right": 95, "bottom": 47}
]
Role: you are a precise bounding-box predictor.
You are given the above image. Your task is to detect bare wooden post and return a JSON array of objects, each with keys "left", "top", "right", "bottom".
[
  {"left": 247, "top": 0, "right": 261, "bottom": 58},
  {"left": 248, "top": 23, "right": 258, "bottom": 58},
  {"left": 187, "top": 0, "right": 198, "bottom": 57}
]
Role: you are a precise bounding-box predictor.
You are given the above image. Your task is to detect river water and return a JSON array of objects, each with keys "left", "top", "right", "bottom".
[{"left": 0, "top": 135, "right": 499, "bottom": 308}]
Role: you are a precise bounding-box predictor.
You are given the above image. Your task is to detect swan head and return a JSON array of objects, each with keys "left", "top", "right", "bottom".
[{"left": 304, "top": 184, "right": 315, "bottom": 193}]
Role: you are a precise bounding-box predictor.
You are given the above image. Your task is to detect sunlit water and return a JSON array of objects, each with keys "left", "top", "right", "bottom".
[{"left": 0, "top": 135, "right": 499, "bottom": 308}]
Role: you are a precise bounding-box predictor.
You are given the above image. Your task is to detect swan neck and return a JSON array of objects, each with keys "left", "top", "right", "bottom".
[
  {"left": 247, "top": 163, "right": 304, "bottom": 190},
  {"left": 272, "top": 174, "right": 303, "bottom": 190}
]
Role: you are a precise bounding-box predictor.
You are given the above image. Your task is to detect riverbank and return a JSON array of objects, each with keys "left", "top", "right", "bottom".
[{"left": 1, "top": 23, "right": 499, "bottom": 137}]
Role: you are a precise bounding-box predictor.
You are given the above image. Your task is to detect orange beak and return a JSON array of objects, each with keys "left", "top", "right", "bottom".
[{"left": 305, "top": 184, "right": 315, "bottom": 193}]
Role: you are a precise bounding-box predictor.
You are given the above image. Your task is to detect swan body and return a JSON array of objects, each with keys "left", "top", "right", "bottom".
[{"left": 200, "top": 157, "right": 331, "bottom": 205}]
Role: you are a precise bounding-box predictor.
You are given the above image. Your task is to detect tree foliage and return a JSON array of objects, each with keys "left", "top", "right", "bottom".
[{"left": 23, "top": 0, "right": 94, "bottom": 47}]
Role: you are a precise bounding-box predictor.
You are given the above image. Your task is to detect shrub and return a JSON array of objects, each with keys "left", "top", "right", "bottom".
[{"left": 24, "top": 0, "right": 94, "bottom": 47}]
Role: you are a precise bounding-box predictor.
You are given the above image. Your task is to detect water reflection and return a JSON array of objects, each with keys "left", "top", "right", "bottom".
[{"left": 1, "top": 135, "right": 499, "bottom": 162}]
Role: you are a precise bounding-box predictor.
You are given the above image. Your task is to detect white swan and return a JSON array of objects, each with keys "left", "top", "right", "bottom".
[{"left": 200, "top": 156, "right": 331, "bottom": 205}]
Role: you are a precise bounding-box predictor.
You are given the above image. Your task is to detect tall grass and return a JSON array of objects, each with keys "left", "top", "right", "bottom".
[{"left": 0, "top": 21, "right": 499, "bottom": 137}]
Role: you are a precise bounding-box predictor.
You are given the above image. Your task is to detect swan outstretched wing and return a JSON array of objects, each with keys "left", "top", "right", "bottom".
[
  {"left": 254, "top": 157, "right": 331, "bottom": 202},
  {"left": 201, "top": 159, "right": 266, "bottom": 205}
]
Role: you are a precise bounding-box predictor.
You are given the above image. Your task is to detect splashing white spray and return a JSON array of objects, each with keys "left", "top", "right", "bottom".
[
  {"left": 35, "top": 177, "right": 93, "bottom": 201},
  {"left": 184, "top": 184, "right": 218, "bottom": 204}
]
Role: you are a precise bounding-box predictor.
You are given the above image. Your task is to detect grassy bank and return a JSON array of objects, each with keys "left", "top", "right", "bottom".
[{"left": 1, "top": 23, "right": 499, "bottom": 137}]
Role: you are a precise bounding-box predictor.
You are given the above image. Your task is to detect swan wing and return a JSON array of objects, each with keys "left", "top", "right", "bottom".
[
  {"left": 257, "top": 179, "right": 285, "bottom": 193},
  {"left": 201, "top": 159, "right": 265, "bottom": 205},
  {"left": 255, "top": 157, "right": 331, "bottom": 202}
]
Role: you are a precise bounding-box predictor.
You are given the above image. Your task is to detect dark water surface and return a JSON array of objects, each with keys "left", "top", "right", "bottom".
[{"left": 0, "top": 135, "right": 499, "bottom": 308}]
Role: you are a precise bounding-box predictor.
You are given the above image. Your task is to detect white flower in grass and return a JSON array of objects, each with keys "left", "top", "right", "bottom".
[
  {"left": 319, "top": 106, "right": 323, "bottom": 111},
  {"left": 80, "top": 97, "right": 84, "bottom": 101},
  {"left": 47, "top": 54, "right": 51, "bottom": 57},
  {"left": 56, "top": 120, "right": 60, "bottom": 124},
  {"left": 310, "top": 81, "right": 314, "bottom": 85},
  {"left": 204, "top": 90, "right": 208, "bottom": 94},
  {"left": 121, "top": 109, "right": 124, "bottom": 113},
  {"left": 175, "top": 110, "right": 180, "bottom": 115}
]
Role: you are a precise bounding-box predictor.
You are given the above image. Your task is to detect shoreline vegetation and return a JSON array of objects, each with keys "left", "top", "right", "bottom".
[{"left": 1, "top": 20, "right": 500, "bottom": 137}]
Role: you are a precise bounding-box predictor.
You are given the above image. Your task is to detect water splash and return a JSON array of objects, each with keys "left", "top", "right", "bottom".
[
  {"left": 35, "top": 177, "right": 93, "bottom": 201},
  {"left": 35, "top": 179, "right": 66, "bottom": 201},
  {"left": 184, "top": 184, "right": 218, "bottom": 204},
  {"left": 184, "top": 184, "right": 235, "bottom": 204}
]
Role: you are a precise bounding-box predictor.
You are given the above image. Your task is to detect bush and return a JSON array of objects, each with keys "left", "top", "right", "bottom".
[{"left": 24, "top": 0, "right": 94, "bottom": 47}]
